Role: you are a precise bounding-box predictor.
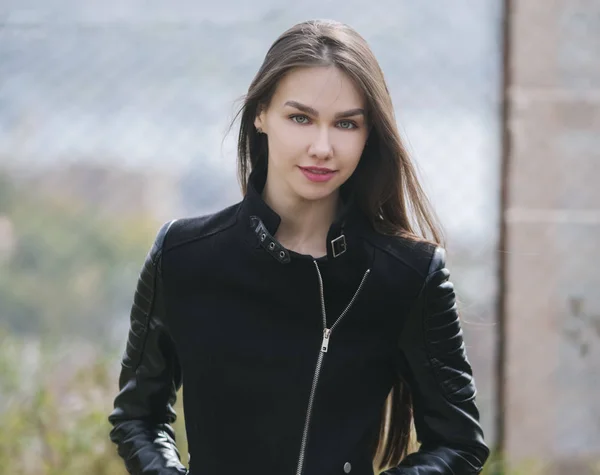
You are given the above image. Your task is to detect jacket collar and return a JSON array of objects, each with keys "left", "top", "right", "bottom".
[{"left": 239, "top": 160, "right": 370, "bottom": 264}]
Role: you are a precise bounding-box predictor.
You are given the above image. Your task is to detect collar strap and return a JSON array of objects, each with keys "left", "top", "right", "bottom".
[
  {"left": 250, "top": 216, "right": 347, "bottom": 263},
  {"left": 250, "top": 216, "right": 291, "bottom": 264}
]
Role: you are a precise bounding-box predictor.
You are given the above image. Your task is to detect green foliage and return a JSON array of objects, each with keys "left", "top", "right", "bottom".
[
  {"left": 0, "top": 168, "right": 158, "bottom": 342},
  {"left": 0, "top": 167, "right": 186, "bottom": 473},
  {"left": 0, "top": 330, "right": 188, "bottom": 475},
  {"left": 0, "top": 172, "right": 16, "bottom": 213}
]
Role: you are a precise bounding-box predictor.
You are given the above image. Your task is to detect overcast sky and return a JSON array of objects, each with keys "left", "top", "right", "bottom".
[{"left": 0, "top": 0, "right": 503, "bottom": 243}]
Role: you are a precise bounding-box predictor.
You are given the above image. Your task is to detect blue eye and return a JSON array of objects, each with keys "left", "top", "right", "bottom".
[
  {"left": 338, "top": 120, "right": 357, "bottom": 130},
  {"left": 289, "top": 114, "right": 358, "bottom": 130},
  {"left": 290, "top": 115, "right": 310, "bottom": 124}
]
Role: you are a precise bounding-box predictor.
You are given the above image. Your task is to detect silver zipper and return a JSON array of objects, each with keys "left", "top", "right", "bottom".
[{"left": 295, "top": 261, "right": 371, "bottom": 475}]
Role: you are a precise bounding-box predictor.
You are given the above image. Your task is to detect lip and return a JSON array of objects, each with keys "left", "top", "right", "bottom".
[{"left": 298, "top": 166, "right": 337, "bottom": 183}]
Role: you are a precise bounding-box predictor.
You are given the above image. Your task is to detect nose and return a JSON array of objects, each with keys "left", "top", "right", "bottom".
[{"left": 308, "top": 127, "right": 333, "bottom": 160}]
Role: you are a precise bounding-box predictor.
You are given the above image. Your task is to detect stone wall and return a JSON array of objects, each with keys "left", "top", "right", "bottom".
[{"left": 503, "top": 0, "right": 600, "bottom": 471}]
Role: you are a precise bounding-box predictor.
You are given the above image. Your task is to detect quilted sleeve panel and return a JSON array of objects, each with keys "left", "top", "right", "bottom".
[
  {"left": 108, "top": 220, "right": 188, "bottom": 475},
  {"left": 422, "top": 252, "right": 476, "bottom": 404},
  {"left": 383, "top": 247, "right": 489, "bottom": 475}
]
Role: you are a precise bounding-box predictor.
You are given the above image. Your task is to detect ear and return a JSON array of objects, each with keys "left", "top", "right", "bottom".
[
  {"left": 254, "top": 103, "right": 268, "bottom": 133},
  {"left": 254, "top": 112, "right": 264, "bottom": 133}
]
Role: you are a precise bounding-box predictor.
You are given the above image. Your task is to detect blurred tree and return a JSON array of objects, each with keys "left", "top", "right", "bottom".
[
  {"left": 0, "top": 168, "right": 158, "bottom": 345},
  {"left": 0, "top": 171, "right": 15, "bottom": 212},
  {"left": 0, "top": 328, "right": 188, "bottom": 475}
]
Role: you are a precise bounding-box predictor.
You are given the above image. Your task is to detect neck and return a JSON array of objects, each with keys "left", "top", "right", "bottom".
[{"left": 262, "top": 178, "right": 340, "bottom": 258}]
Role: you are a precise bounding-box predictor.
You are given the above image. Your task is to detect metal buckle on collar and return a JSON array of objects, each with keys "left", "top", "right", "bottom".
[{"left": 331, "top": 234, "right": 347, "bottom": 258}]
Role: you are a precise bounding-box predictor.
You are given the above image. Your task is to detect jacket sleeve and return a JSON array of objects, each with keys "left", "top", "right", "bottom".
[
  {"left": 108, "top": 220, "right": 188, "bottom": 475},
  {"left": 384, "top": 247, "right": 490, "bottom": 474}
]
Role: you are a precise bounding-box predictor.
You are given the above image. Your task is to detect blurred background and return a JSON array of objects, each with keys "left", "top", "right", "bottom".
[{"left": 0, "top": 0, "right": 598, "bottom": 474}]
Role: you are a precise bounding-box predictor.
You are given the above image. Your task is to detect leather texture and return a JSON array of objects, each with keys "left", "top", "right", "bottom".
[
  {"left": 108, "top": 165, "right": 489, "bottom": 475},
  {"left": 381, "top": 247, "right": 487, "bottom": 474},
  {"left": 108, "top": 219, "right": 188, "bottom": 475}
]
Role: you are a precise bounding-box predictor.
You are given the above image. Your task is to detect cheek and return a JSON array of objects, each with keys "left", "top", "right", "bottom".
[
  {"left": 335, "top": 134, "right": 367, "bottom": 169},
  {"left": 268, "top": 124, "right": 306, "bottom": 162}
]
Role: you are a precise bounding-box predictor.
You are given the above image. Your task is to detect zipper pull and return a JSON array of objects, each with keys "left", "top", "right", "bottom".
[{"left": 321, "top": 328, "right": 331, "bottom": 353}]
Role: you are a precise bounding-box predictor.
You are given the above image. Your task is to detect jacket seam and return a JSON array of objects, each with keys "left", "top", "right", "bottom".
[
  {"left": 421, "top": 247, "right": 476, "bottom": 405},
  {"left": 151, "top": 218, "right": 178, "bottom": 266},
  {"left": 396, "top": 249, "right": 430, "bottom": 385},
  {"left": 421, "top": 245, "right": 440, "bottom": 362},
  {"left": 421, "top": 245, "right": 443, "bottom": 397},
  {"left": 132, "top": 260, "right": 159, "bottom": 373},
  {"left": 362, "top": 235, "right": 431, "bottom": 279},
  {"left": 132, "top": 219, "right": 177, "bottom": 372},
  {"left": 161, "top": 204, "right": 241, "bottom": 256}
]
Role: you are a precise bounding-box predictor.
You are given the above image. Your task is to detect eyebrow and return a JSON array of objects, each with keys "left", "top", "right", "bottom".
[{"left": 283, "top": 100, "right": 365, "bottom": 119}]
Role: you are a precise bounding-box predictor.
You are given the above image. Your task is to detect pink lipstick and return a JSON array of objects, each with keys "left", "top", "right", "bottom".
[{"left": 299, "top": 166, "right": 337, "bottom": 183}]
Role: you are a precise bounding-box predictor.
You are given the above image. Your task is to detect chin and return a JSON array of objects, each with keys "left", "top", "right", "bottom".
[{"left": 292, "top": 181, "right": 340, "bottom": 202}]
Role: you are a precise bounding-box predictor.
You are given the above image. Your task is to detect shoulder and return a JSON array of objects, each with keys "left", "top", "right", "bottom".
[
  {"left": 363, "top": 231, "right": 444, "bottom": 279},
  {"left": 154, "top": 201, "right": 242, "bottom": 255}
]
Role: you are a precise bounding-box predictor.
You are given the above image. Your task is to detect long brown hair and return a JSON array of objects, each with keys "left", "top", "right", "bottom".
[{"left": 228, "top": 19, "right": 444, "bottom": 472}]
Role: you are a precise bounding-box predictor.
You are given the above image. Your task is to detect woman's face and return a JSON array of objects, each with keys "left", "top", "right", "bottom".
[{"left": 254, "top": 66, "right": 369, "bottom": 203}]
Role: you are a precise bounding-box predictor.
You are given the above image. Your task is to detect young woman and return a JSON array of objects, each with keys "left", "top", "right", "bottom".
[{"left": 108, "top": 19, "right": 489, "bottom": 475}]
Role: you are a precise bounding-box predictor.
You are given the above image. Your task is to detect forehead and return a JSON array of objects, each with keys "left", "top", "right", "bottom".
[{"left": 271, "top": 66, "right": 365, "bottom": 111}]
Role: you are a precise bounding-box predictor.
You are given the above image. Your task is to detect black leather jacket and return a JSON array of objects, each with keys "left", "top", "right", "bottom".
[{"left": 108, "top": 166, "right": 489, "bottom": 475}]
